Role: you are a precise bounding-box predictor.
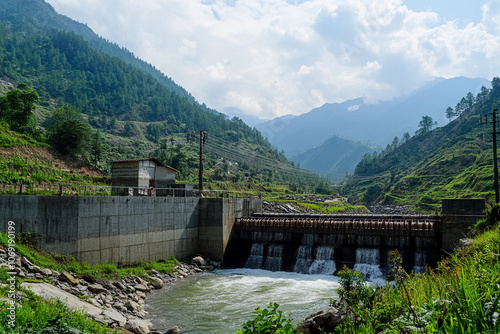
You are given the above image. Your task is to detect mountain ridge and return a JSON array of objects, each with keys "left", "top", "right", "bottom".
[
  {"left": 256, "top": 76, "right": 490, "bottom": 157},
  {"left": 342, "top": 78, "right": 500, "bottom": 207}
]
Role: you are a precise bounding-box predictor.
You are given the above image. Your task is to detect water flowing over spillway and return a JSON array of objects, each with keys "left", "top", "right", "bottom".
[
  {"left": 145, "top": 269, "right": 341, "bottom": 334},
  {"left": 353, "top": 248, "right": 383, "bottom": 281},
  {"left": 225, "top": 229, "right": 440, "bottom": 278}
]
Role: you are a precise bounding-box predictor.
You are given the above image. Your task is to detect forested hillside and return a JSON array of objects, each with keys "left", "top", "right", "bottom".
[
  {"left": 0, "top": 0, "right": 195, "bottom": 101},
  {"left": 343, "top": 78, "right": 499, "bottom": 209},
  {"left": 0, "top": 0, "right": 332, "bottom": 193},
  {"left": 291, "top": 136, "right": 375, "bottom": 183}
]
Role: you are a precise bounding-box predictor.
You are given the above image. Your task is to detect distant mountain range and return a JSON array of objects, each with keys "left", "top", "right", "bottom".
[
  {"left": 291, "top": 136, "right": 375, "bottom": 183},
  {"left": 256, "top": 76, "right": 490, "bottom": 180}
]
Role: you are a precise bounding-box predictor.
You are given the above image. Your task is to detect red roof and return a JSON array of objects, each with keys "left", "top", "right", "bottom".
[{"left": 112, "top": 158, "right": 179, "bottom": 173}]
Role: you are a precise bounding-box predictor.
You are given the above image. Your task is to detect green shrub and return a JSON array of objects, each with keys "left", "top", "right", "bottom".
[
  {"left": 236, "top": 302, "right": 295, "bottom": 334},
  {"left": 334, "top": 266, "right": 376, "bottom": 331}
]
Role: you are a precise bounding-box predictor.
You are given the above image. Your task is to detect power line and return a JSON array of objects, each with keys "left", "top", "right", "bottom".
[{"left": 202, "top": 133, "right": 332, "bottom": 184}]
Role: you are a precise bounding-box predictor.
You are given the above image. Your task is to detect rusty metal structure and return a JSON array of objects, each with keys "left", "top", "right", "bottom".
[
  {"left": 234, "top": 213, "right": 439, "bottom": 238},
  {"left": 224, "top": 213, "right": 445, "bottom": 275}
]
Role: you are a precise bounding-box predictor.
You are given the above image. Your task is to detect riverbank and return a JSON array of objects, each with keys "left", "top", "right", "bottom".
[{"left": 0, "top": 233, "right": 217, "bottom": 333}]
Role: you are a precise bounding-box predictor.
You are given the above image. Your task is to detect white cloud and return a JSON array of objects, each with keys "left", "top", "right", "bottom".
[{"left": 46, "top": 0, "right": 500, "bottom": 120}]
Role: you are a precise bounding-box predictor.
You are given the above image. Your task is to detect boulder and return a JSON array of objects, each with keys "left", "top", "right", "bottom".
[
  {"left": 21, "top": 282, "right": 102, "bottom": 318},
  {"left": 126, "top": 318, "right": 150, "bottom": 334},
  {"left": 166, "top": 326, "right": 182, "bottom": 334},
  {"left": 148, "top": 277, "right": 164, "bottom": 289},
  {"left": 39, "top": 268, "right": 52, "bottom": 276},
  {"left": 119, "top": 329, "right": 135, "bottom": 334},
  {"left": 29, "top": 265, "right": 42, "bottom": 274},
  {"left": 88, "top": 283, "right": 108, "bottom": 294},
  {"left": 21, "top": 256, "right": 35, "bottom": 267},
  {"left": 113, "top": 281, "right": 127, "bottom": 291},
  {"left": 191, "top": 256, "right": 206, "bottom": 267},
  {"left": 59, "top": 271, "right": 80, "bottom": 286},
  {"left": 125, "top": 300, "right": 140, "bottom": 312},
  {"left": 102, "top": 307, "right": 127, "bottom": 327},
  {"left": 134, "top": 284, "right": 149, "bottom": 292},
  {"left": 296, "top": 307, "right": 345, "bottom": 334}
]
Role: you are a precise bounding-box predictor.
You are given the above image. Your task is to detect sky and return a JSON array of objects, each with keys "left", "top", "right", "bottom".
[{"left": 45, "top": 0, "right": 500, "bottom": 122}]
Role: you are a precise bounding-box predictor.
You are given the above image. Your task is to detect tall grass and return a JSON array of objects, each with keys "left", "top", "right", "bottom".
[
  {"left": 333, "top": 222, "right": 500, "bottom": 333},
  {"left": 0, "top": 287, "right": 113, "bottom": 333}
]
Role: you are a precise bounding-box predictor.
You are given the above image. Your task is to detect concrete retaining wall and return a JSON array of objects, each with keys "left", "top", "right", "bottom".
[
  {"left": 0, "top": 195, "right": 261, "bottom": 265},
  {"left": 440, "top": 198, "right": 486, "bottom": 250},
  {"left": 198, "top": 198, "right": 262, "bottom": 261}
]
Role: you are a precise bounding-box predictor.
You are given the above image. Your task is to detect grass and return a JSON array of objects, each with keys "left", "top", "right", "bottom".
[
  {"left": 0, "top": 154, "right": 109, "bottom": 195},
  {"left": 0, "top": 233, "right": 178, "bottom": 280},
  {"left": 0, "top": 125, "right": 47, "bottom": 148},
  {"left": 0, "top": 286, "right": 114, "bottom": 333},
  {"left": 332, "top": 219, "right": 500, "bottom": 333}
]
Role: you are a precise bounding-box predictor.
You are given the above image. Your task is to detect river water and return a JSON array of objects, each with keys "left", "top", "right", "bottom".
[{"left": 145, "top": 268, "right": 341, "bottom": 334}]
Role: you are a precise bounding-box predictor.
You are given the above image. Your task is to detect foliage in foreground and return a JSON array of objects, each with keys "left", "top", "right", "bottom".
[
  {"left": 335, "top": 224, "right": 500, "bottom": 333},
  {"left": 236, "top": 302, "right": 295, "bottom": 334},
  {"left": 0, "top": 287, "right": 113, "bottom": 334}
]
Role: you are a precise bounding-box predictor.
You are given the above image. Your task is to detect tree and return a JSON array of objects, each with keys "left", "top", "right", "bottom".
[
  {"left": 89, "top": 130, "right": 107, "bottom": 166},
  {"left": 465, "top": 92, "right": 474, "bottom": 110},
  {"left": 415, "top": 115, "right": 437, "bottom": 136},
  {"left": 491, "top": 77, "right": 500, "bottom": 98},
  {"left": 392, "top": 136, "right": 400, "bottom": 148},
  {"left": 46, "top": 104, "right": 91, "bottom": 155},
  {"left": 0, "top": 83, "right": 40, "bottom": 136},
  {"left": 445, "top": 106, "right": 456, "bottom": 122},
  {"left": 476, "top": 86, "right": 490, "bottom": 103},
  {"left": 123, "top": 121, "right": 134, "bottom": 137},
  {"left": 402, "top": 132, "right": 411, "bottom": 143}
]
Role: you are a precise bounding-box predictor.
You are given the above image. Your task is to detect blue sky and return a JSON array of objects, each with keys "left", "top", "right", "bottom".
[
  {"left": 46, "top": 0, "right": 499, "bottom": 121},
  {"left": 405, "top": 0, "right": 484, "bottom": 23}
]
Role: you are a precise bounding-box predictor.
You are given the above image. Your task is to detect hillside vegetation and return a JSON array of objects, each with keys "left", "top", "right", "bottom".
[
  {"left": 343, "top": 78, "right": 500, "bottom": 210},
  {"left": 0, "top": 0, "right": 332, "bottom": 195}
]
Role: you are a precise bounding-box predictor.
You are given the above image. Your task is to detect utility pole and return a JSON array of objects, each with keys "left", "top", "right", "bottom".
[
  {"left": 198, "top": 130, "right": 207, "bottom": 193},
  {"left": 482, "top": 109, "right": 500, "bottom": 203}
]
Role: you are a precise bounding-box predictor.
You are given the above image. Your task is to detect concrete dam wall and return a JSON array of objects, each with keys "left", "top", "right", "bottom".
[
  {"left": 0, "top": 195, "right": 262, "bottom": 264},
  {"left": 223, "top": 199, "right": 486, "bottom": 279}
]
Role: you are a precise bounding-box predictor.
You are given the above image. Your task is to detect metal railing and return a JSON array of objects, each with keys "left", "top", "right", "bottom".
[{"left": 1, "top": 183, "right": 261, "bottom": 199}]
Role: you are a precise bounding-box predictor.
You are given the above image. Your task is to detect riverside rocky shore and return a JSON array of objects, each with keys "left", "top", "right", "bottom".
[{"left": 0, "top": 246, "right": 218, "bottom": 334}]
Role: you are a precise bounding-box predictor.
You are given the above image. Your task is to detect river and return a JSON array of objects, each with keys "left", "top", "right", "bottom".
[{"left": 145, "top": 268, "right": 341, "bottom": 334}]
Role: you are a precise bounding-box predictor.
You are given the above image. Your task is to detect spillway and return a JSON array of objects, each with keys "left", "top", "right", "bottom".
[{"left": 224, "top": 213, "right": 442, "bottom": 279}]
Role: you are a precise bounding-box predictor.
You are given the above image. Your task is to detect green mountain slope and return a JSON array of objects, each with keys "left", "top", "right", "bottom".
[
  {"left": 343, "top": 79, "right": 500, "bottom": 209},
  {"left": 0, "top": 0, "right": 196, "bottom": 102},
  {"left": 291, "top": 136, "right": 375, "bottom": 183},
  {"left": 0, "top": 0, "right": 333, "bottom": 193}
]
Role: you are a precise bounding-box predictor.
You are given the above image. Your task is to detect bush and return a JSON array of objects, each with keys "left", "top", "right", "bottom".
[
  {"left": 236, "top": 302, "right": 295, "bottom": 334},
  {"left": 334, "top": 266, "right": 376, "bottom": 331}
]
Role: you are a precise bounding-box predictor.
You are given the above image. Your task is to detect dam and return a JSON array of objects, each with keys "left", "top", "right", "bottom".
[
  {"left": 223, "top": 198, "right": 485, "bottom": 278},
  {"left": 224, "top": 213, "right": 441, "bottom": 278},
  {"left": 0, "top": 195, "right": 485, "bottom": 275}
]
